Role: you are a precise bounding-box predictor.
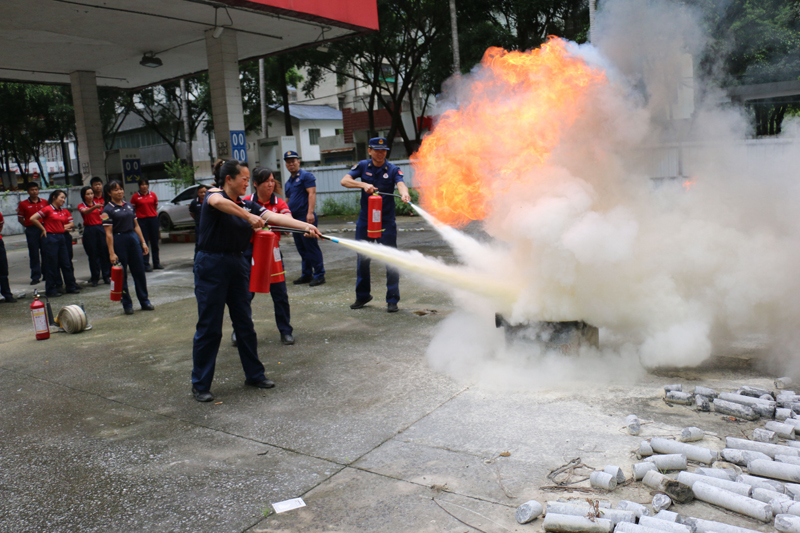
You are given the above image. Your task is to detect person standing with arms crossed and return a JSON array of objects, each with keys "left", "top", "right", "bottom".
[
  {"left": 78, "top": 186, "right": 112, "bottom": 286},
  {"left": 283, "top": 151, "right": 325, "bottom": 286},
  {"left": 130, "top": 178, "right": 162, "bottom": 271},
  {"left": 16, "top": 182, "right": 47, "bottom": 285},
  {"left": 191, "top": 160, "right": 320, "bottom": 402},
  {"left": 29, "top": 190, "right": 81, "bottom": 298},
  {"left": 340, "top": 137, "right": 410, "bottom": 312}
]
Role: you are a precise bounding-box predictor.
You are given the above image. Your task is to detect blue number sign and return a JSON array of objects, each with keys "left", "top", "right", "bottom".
[
  {"left": 122, "top": 158, "right": 142, "bottom": 184},
  {"left": 230, "top": 130, "right": 247, "bottom": 162}
]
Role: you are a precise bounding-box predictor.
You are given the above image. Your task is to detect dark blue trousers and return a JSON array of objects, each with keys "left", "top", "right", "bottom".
[
  {"left": 138, "top": 217, "right": 161, "bottom": 267},
  {"left": 0, "top": 240, "right": 13, "bottom": 299},
  {"left": 113, "top": 231, "right": 149, "bottom": 309},
  {"left": 193, "top": 251, "right": 266, "bottom": 392},
  {"left": 24, "top": 225, "right": 43, "bottom": 282},
  {"left": 291, "top": 215, "right": 324, "bottom": 280},
  {"left": 42, "top": 234, "right": 77, "bottom": 296},
  {"left": 82, "top": 225, "right": 111, "bottom": 282},
  {"left": 242, "top": 251, "right": 292, "bottom": 336},
  {"left": 355, "top": 223, "right": 399, "bottom": 304}
]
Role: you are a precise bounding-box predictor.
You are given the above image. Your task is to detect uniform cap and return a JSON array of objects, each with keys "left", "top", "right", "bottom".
[
  {"left": 368, "top": 137, "right": 389, "bottom": 150},
  {"left": 283, "top": 150, "right": 299, "bottom": 160}
]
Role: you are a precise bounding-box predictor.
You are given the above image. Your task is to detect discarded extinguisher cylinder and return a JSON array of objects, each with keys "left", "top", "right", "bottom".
[
  {"left": 543, "top": 513, "right": 613, "bottom": 533},
  {"left": 110, "top": 263, "right": 123, "bottom": 301},
  {"left": 30, "top": 290, "right": 50, "bottom": 340},
  {"left": 691, "top": 481, "right": 773, "bottom": 522},
  {"left": 249, "top": 230, "right": 276, "bottom": 294},
  {"left": 726, "top": 437, "right": 800, "bottom": 459},
  {"left": 650, "top": 437, "right": 718, "bottom": 464},
  {"left": 367, "top": 193, "right": 382, "bottom": 238}
]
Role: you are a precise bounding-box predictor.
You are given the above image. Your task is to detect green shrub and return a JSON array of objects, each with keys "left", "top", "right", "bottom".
[{"left": 321, "top": 193, "right": 360, "bottom": 216}]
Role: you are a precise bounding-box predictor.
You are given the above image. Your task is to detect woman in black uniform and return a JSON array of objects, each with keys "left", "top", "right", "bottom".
[
  {"left": 191, "top": 159, "right": 321, "bottom": 403},
  {"left": 102, "top": 180, "right": 154, "bottom": 315}
]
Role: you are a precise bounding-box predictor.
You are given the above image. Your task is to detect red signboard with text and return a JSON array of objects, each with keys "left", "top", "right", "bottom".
[{"left": 221, "top": 0, "right": 378, "bottom": 32}]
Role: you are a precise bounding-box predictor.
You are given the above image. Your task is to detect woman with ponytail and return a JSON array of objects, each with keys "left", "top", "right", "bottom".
[{"left": 190, "top": 159, "right": 321, "bottom": 403}]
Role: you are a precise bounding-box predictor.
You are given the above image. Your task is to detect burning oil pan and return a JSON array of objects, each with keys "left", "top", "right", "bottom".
[{"left": 495, "top": 314, "right": 599, "bottom": 354}]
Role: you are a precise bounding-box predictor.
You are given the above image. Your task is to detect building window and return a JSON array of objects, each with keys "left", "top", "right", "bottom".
[
  {"left": 309, "top": 129, "right": 320, "bottom": 145},
  {"left": 336, "top": 128, "right": 344, "bottom": 136}
]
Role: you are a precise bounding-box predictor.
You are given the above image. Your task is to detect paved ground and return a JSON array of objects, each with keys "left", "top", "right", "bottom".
[{"left": 0, "top": 217, "right": 782, "bottom": 532}]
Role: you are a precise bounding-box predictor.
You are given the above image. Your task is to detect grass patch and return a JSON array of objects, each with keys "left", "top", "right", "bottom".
[{"left": 321, "top": 194, "right": 360, "bottom": 216}]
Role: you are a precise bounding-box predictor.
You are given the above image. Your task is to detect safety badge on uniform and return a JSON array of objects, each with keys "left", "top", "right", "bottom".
[
  {"left": 351, "top": 164, "right": 358, "bottom": 170},
  {"left": 383, "top": 173, "right": 389, "bottom": 179},
  {"left": 100, "top": 213, "right": 109, "bottom": 221}
]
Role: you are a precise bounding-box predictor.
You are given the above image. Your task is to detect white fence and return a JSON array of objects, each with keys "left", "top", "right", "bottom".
[{"left": 0, "top": 160, "right": 416, "bottom": 236}]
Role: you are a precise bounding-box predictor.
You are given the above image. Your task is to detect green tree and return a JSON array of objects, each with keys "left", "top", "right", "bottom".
[{"left": 691, "top": 0, "right": 800, "bottom": 135}]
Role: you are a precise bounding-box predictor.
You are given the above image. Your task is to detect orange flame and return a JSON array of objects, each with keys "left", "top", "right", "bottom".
[
  {"left": 682, "top": 178, "right": 696, "bottom": 191},
  {"left": 412, "top": 37, "right": 608, "bottom": 227}
]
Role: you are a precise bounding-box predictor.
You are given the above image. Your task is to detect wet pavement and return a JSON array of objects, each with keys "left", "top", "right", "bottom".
[{"left": 0, "top": 217, "right": 780, "bottom": 532}]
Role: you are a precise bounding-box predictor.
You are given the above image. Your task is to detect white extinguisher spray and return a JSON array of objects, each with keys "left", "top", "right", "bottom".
[{"left": 31, "top": 289, "right": 50, "bottom": 340}]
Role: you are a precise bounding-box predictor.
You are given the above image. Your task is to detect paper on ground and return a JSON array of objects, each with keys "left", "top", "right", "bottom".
[{"left": 272, "top": 497, "right": 306, "bottom": 514}]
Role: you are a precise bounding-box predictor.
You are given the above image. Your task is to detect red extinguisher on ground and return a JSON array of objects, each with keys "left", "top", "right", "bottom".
[
  {"left": 110, "top": 262, "right": 123, "bottom": 301},
  {"left": 31, "top": 290, "right": 50, "bottom": 340},
  {"left": 250, "top": 230, "right": 276, "bottom": 294},
  {"left": 367, "top": 193, "right": 382, "bottom": 239}
]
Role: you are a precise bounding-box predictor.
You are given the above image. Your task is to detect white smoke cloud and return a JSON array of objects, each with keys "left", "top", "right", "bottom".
[{"left": 418, "top": 0, "right": 800, "bottom": 387}]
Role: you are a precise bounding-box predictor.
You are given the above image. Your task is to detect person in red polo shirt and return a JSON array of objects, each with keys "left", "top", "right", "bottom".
[
  {"left": 241, "top": 166, "right": 294, "bottom": 345},
  {"left": 0, "top": 211, "right": 18, "bottom": 302},
  {"left": 29, "top": 190, "right": 80, "bottom": 297},
  {"left": 78, "top": 185, "right": 111, "bottom": 286},
  {"left": 16, "top": 182, "right": 48, "bottom": 285},
  {"left": 130, "top": 178, "right": 161, "bottom": 271}
]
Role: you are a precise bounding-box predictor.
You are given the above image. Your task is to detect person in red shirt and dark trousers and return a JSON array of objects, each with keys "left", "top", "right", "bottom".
[
  {"left": 78, "top": 186, "right": 111, "bottom": 286},
  {"left": 29, "top": 190, "right": 80, "bottom": 297},
  {"left": 16, "top": 182, "right": 48, "bottom": 285},
  {"left": 0, "top": 212, "right": 18, "bottom": 302},
  {"left": 130, "top": 178, "right": 162, "bottom": 271},
  {"left": 241, "top": 167, "right": 294, "bottom": 345}
]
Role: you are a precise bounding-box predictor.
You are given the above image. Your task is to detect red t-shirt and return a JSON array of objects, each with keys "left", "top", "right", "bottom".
[
  {"left": 17, "top": 197, "right": 48, "bottom": 227},
  {"left": 130, "top": 191, "right": 158, "bottom": 218},
  {"left": 37, "top": 204, "right": 71, "bottom": 234},
  {"left": 244, "top": 193, "right": 289, "bottom": 283},
  {"left": 78, "top": 202, "right": 103, "bottom": 226},
  {"left": 0, "top": 211, "right": 5, "bottom": 240}
]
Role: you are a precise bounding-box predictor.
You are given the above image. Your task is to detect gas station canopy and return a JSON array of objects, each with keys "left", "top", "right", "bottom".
[{"left": 0, "top": 0, "right": 378, "bottom": 89}]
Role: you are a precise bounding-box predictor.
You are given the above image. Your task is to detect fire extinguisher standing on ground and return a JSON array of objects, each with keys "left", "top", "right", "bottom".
[
  {"left": 31, "top": 290, "right": 50, "bottom": 340},
  {"left": 367, "top": 193, "right": 382, "bottom": 239},
  {"left": 110, "top": 263, "right": 123, "bottom": 301}
]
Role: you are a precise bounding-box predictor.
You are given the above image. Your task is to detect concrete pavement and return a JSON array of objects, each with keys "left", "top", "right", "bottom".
[{"left": 0, "top": 217, "right": 780, "bottom": 532}]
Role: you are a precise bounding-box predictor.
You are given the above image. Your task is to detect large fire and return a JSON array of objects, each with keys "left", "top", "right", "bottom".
[{"left": 412, "top": 37, "right": 608, "bottom": 227}]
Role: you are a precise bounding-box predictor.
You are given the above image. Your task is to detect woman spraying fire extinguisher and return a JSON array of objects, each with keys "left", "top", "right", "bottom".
[
  {"left": 101, "top": 180, "right": 154, "bottom": 315},
  {"left": 190, "top": 159, "right": 321, "bottom": 403}
]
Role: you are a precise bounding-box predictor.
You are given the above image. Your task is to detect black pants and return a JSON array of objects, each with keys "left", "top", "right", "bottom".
[
  {"left": 42, "top": 234, "right": 77, "bottom": 296},
  {"left": 82, "top": 225, "right": 111, "bottom": 282},
  {"left": 24, "top": 225, "right": 43, "bottom": 282},
  {"left": 114, "top": 231, "right": 150, "bottom": 309},
  {"left": 0, "top": 240, "right": 13, "bottom": 299},
  {"left": 138, "top": 217, "right": 160, "bottom": 267}
]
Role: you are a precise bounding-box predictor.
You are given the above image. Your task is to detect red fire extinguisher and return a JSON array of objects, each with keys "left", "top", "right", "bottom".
[
  {"left": 250, "top": 230, "right": 276, "bottom": 294},
  {"left": 31, "top": 290, "right": 50, "bottom": 340},
  {"left": 110, "top": 263, "right": 123, "bottom": 301},
  {"left": 367, "top": 193, "right": 382, "bottom": 239}
]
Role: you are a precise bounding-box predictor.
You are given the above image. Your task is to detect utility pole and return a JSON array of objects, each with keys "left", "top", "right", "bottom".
[
  {"left": 259, "top": 58, "right": 268, "bottom": 138},
  {"left": 180, "top": 78, "right": 194, "bottom": 183},
  {"left": 449, "top": 0, "right": 460, "bottom": 75}
]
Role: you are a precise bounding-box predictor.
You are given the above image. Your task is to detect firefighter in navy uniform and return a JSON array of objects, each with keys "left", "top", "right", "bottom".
[
  {"left": 340, "top": 137, "right": 410, "bottom": 312},
  {"left": 102, "top": 180, "right": 154, "bottom": 315},
  {"left": 191, "top": 160, "right": 320, "bottom": 403}
]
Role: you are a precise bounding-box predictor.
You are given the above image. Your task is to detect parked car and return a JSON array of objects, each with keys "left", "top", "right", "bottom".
[{"left": 157, "top": 184, "right": 203, "bottom": 231}]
